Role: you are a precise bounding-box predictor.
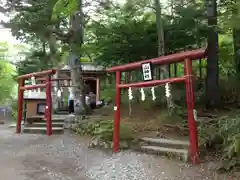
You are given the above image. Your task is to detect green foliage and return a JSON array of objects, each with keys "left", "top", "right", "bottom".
[
  {"left": 219, "top": 35, "right": 235, "bottom": 77},
  {"left": 198, "top": 111, "right": 240, "bottom": 172},
  {"left": 16, "top": 50, "right": 52, "bottom": 75},
  {"left": 11, "top": 100, "right": 18, "bottom": 121},
  {"left": 0, "top": 41, "right": 17, "bottom": 103},
  {"left": 73, "top": 119, "right": 135, "bottom": 142},
  {"left": 0, "top": 60, "right": 17, "bottom": 102},
  {"left": 0, "top": 42, "right": 8, "bottom": 56},
  {"left": 100, "top": 84, "right": 116, "bottom": 102},
  {"left": 86, "top": 2, "right": 207, "bottom": 66},
  {"left": 2, "top": 0, "right": 240, "bottom": 171},
  {"left": 157, "top": 105, "right": 185, "bottom": 124},
  {"left": 52, "top": 0, "right": 79, "bottom": 19},
  {"left": 3, "top": 0, "right": 57, "bottom": 43}
]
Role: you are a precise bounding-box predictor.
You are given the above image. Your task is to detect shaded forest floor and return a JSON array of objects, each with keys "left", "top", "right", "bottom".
[
  {"left": 87, "top": 103, "right": 240, "bottom": 169},
  {"left": 91, "top": 103, "right": 240, "bottom": 138},
  {"left": 90, "top": 103, "right": 215, "bottom": 140}
]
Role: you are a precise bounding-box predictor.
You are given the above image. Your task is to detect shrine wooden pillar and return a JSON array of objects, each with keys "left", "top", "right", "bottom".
[{"left": 96, "top": 77, "right": 100, "bottom": 102}]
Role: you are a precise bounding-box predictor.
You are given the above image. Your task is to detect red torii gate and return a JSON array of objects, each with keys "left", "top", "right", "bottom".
[
  {"left": 16, "top": 69, "right": 56, "bottom": 136},
  {"left": 106, "top": 48, "right": 207, "bottom": 164}
]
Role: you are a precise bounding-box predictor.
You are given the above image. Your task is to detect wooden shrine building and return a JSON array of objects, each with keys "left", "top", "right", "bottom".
[{"left": 23, "top": 62, "right": 105, "bottom": 118}]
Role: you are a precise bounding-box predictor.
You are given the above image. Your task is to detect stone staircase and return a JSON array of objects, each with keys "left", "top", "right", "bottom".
[
  {"left": 23, "top": 116, "right": 65, "bottom": 134},
  {"left": 140, "top": 137, "right": 190, "bottom": 162}
]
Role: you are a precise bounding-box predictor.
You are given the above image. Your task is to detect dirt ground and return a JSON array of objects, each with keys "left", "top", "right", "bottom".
[{"left": 0, "top": 124, "right": 238, "bottom": 180}]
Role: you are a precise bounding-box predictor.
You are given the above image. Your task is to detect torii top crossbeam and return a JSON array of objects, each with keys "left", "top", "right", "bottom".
[{"left": 106, "top": 48, "right": 206, "bottom": 72}]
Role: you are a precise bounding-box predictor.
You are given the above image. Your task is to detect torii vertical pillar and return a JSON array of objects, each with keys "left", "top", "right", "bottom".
[
  {"left": 184, "top": 59, "right": 199, "bottom": 164},
  {"left": 113, "top": 71, "right": 121, "bottom": 152}
]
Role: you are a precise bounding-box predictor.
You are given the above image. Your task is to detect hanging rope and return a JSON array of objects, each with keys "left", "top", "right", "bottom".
[{"left": 57, "top": 89, "right": 62, "bottom": 98}]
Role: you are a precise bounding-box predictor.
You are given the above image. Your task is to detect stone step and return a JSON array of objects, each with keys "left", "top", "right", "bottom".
[
  {"left": 141, "top": 145, "right": 189, "bottom": 162},
  {"left": 25, "top": 122, "right": 64, "bottom": 128},
  {"left": 54, "top": 111, "right": 69, "bottom": 115},
  {"left": 26, "top": 116, "right": 43, "bottom": 124},
  {"left": 42, "top": 118, "right": 65, "bottom": 123},
  {"left": 140, "top": 137, "right": 189, "bottom": 149},
  {"left": 23, "top": 127, "right": 64, "bottom": 134}
]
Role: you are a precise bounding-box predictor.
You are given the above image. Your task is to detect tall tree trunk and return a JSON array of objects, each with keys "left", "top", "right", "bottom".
[
  {"left": 49, "top": 33, "right": 57, "bottom": 67},
  {"left": 69, "top": 0, "right": 88, "bottom": 117},
  {"left": 233, "top": 29, "right": 240, "bottom": 76},
  {"left": 205, "top": 0, "right": 220, "bottom": 109},
  {"left": 232, "top": 0, "right": 240, "bottom": 76},
  {"left": 49, "top": 21, "right": 60, "bottom": 111},
  {"left": 155, "top": 0, "right": 174, "bottom": 112}
]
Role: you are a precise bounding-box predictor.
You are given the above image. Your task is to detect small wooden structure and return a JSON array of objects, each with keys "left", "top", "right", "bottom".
[
  {"left": 23, "top": 62, "right": 105, "bottom": 116},
  {"left": 24, "top": 97, "right": 46, "bottom": 119},
  {"left": 17, "top": 69, "right": 55, "bottom": 135},
  {"left": 57, "top": 63, "right": 105, "bottom": 102}
]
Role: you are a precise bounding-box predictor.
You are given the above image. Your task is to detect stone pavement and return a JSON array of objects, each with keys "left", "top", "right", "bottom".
[{"left": 0, "top": 125, "right": 236, "bottom": 180}]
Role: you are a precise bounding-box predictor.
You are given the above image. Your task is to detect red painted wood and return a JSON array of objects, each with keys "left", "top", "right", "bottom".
[
  {"left": 16, "top": 79, "right": 24, "bottom": 134},
  {"left": 107, "top": 48, "right": 206, "bottom": 72},
  {"left": 118, "top": 77, "right": 185, "bottom": 89},
  {"left": 45, "top": 75, "right": 52, "bottom": 136},
  {"left": 20, "top": 84, "right": 46, "bottom": 91},
  {"left": 18, "top": 69, "right": 56, "bottom": 79},
  {"left": 184, "top": 59, "right": 199, "bottom": 164},
  {"left": 113, "top": 71, "right": 121, "bottom": 152}
]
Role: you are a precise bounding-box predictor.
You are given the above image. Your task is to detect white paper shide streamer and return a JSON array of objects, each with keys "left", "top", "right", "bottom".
[
  {"left": 128, "top": 87, "right": 133, "bottom": 100},
  {"left": 165, "top": 83, "right": 171, "bottom": 98},
  {"left": 30, "top": 76, "right": 41, "bottom": 94},
  {"left": 151, "top": 87, "right": 156, "bottom": 101},
  {"left": 28, "top": 76, "right": 35, "bottom": 95},
  {"left": 57, "top": 89, "right": 62, "bottom": 97},
  {"left": 31, "top": 76, "right": 36, "bottom": 85},
  {"left": 140, "top": 88, "right": 145, "bottom": 101}
]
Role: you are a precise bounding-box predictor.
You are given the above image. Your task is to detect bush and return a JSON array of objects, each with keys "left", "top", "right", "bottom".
[
  {"left": 72, "top": 119, "right": 136, "bottom": 149},
  {"left": 198, "top": 113, "right": 240, "bottom": 172},
  {"left": 73, "top": 119, "right": 135, "bottom": 141},
  {"left": 11, "top": 100, "right": 18, "bottom": 121},
  {"left": 100, "top": 85, "right": 116, "bottom": 102}
]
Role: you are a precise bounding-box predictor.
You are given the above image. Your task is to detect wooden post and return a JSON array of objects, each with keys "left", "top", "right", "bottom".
[
  {"left": 184, "top": 59, "right": 199, "bottom": 164},
  {"left": 16, "top": 78, "right": 24, "bottom": 134},
  {"left": 113, "top": 71, "right": 121, "bottom": 152},
  {"left": 96, "top": 77, "right": 100, "bottom": 102}
]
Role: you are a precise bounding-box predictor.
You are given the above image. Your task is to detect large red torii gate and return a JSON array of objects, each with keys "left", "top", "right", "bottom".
[{"left": 106, "top": 48, "right": 207, "bottom": 164}]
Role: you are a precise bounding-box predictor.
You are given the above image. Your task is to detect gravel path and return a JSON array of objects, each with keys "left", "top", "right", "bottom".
[{"left": 0, "top": 125, "right": 237, "bottom": 180}]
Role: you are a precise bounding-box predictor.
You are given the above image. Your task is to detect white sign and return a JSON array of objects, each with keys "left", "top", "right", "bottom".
[{"left": 141, "top": 62, "right": 153, "bottom": 81}]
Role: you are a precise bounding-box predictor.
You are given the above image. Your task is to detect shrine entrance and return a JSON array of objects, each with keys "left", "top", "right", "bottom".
[{"left": 106, "top": 48, "right": 207, "bottom": 164}]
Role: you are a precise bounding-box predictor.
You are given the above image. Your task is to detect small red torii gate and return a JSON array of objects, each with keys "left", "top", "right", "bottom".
[
  {"left": 106, "top": 48, "right": 207, "bottom": 164},
  {"left": 16, "top": 69, "right": 56, "bottom": 136}
]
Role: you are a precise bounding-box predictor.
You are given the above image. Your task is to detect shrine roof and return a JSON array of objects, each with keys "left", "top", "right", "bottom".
[{"left": 61, "top": 62, "right": 105, "bottom": 72}]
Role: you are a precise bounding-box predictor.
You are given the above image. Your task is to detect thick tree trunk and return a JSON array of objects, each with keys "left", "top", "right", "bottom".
[
  {"left": 48, "top": 28, "right": 58, "bottom": 112},
  {"left": 233, "top": 29, "right": 240, "bottom": 76},
  {"left": 69, "top": 53, "right": 88, "bottom": 114},
  {"left": 155, "top": 0, "right": 174, "bottom": 112},
  {"left": 69, "top": 0, "right": 88, "bottom": 117},
  {"left": 205, "top": 0, "right": 220, "bottom": 109},
  {"left": 233, "top": 0, "right": 240, "bottom": 76}
]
